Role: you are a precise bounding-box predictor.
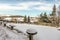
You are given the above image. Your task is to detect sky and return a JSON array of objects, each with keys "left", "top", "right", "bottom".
[{"left": 0, "top": 0, "right": 60, "bottom": 16}]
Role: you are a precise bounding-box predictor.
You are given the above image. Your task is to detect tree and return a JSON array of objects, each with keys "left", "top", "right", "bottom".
[
  {"left": 51, "top": 4, "right": 56, "bottom": 16},
  {"left": 43, "top": 12, "right": 50, "bottom": 23},
  {"left": 40, "top": 13, "right": 43, "bottom": 18},
  {"left": 38, "top": 12, "right": 50, "bottom": 23},
  {"left": 38, "top": 13, "right": 44, "bottom": 23},
  {"left": 51, "top": 5, "right": 56, "bottom": 26},
  {"left": 38, "top": 13, "right": 43, "bottom": 22},
  {"left": 56, "top": 5, "right": 60, "bottom": 27},
  {"left": 28, "top": 16, "right": 30, "bottom": 23},
  {"left": 51, "top": 4, "right": 59, "bottom": 27},
  {"left": 57, "top": 5, "right": 60, "bottom": 16},
  {"left": 44, "top": 12, "right": 47, "bottom": 18},
  {"left": 24, "top": 15, "right": 27, "bottom": 23}
]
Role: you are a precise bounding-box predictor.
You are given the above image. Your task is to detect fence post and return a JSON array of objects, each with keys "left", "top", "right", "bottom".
[
  {"left": 26, "top": 29, "right": 37, "bottom": 40},
  {"left": 0, "top": 21, "right": 3, "bottom": 25},
  {"left": 3, "top": 22, "right": 6, "bottom": 27},
  {"left": 10, "top": 25, "right": 14, "bottom": 30}
]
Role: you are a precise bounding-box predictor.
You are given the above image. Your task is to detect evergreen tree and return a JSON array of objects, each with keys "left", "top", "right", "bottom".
[
  {"left": 51, "top": 4, "right": 56, "bottom": 16},
  {"left": 28, "top": 16, "right": 30, "bottom": 23},
  {"left": 51, "top": 5, "right": 59, "bottom": 27},
  {"left": 24, "top": 15, "right": 27, "bottom": 23},
  {"left": 38, "top": 13, "right": 43, "bottom": 22},
  {"left": 43, "top": 12, "right": 49, "bottom": 22},
  {"left": 40, "top": 13, "right": 43, "bottom": 17},
  {"left": 44, "top": 12, "right": 47, "bottom": 18}
]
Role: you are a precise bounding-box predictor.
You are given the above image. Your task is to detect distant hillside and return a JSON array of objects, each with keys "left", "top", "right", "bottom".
[{"left": 0, "top": 15, "right": 24, "bottom": 18}]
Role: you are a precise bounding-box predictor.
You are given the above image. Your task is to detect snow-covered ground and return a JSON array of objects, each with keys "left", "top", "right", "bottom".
[
  {"left": 6, "top": 23, "right": 60, "bottom": 40},
  {"left": 0, "top": 24, "right": 28, "bottom": 40}
]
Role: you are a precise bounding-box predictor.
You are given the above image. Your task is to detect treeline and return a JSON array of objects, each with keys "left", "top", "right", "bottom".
[
  {"left": 38, "top": 4, "right": 60, "bottom": 27},
  {"left": 24, "top": 4, "right": 60, "bottom": 27},
  {"left": 24, "top": 15, "right": 30, "bottom": 23}
]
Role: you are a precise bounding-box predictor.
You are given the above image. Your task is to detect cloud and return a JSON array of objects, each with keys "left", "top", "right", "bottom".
[
  {"left": 0, "top": 3, "right": 28, "bottom": 10},
  {"left": 0, "top": 0, "right": 60, "bottom": 4},
  {"left": 0, "top": 0, "right": 60, "bottom": 16},
  {"left": 0, "top": 0, "right": 40, "bottom": 4},
  {"left": 34, "top": 6, "right": 52, "bottom": 11},
  {"left": 0, "top": 1, "right": 59, "bottom": 11},
  {"left": 0, "top": 2, "right": 53, "bottom": 10}
]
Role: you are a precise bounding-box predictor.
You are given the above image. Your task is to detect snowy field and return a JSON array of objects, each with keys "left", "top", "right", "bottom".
[{"left": 6, "top": 23, "right": 60, "bottom": 40}]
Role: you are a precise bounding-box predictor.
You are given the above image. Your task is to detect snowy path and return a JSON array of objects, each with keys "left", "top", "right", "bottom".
[
  {"left": 0, "top": 25, "right": 28, "bottom": 40},
  {"left": 7, "top": 23, "right": 60, "bottom": 40}
]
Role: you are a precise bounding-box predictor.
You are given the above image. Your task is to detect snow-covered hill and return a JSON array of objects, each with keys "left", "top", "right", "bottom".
[{"left": 6, "top": 23, "right": 60, "bottom": 40}]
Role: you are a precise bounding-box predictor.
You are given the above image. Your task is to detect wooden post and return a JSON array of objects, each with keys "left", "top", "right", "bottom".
[
  {"left": 26, "top": 29, "right": 37, "bottom": 40},
  {"left": 3, "top": 22, "right": 6, "bottom": 27}
]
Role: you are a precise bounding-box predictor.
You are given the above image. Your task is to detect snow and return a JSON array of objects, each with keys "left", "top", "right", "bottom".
[
  {"left": 0, "top": 25, "right": 28, "bottom": 40},
  {"left": 26, "top": 28, "right": 37, "bottom": 34},
  {"left": 17, "top": 18, "right": 24, "bottom": 22},
  {"left": 0, "top": 22, "right": 60, "bottom": 40},
  {"left": 3, "top": 18, "right": 12, "bottom": 21},
  {"left": 6, "top": 23, "right": 60, "bottom": 40}
]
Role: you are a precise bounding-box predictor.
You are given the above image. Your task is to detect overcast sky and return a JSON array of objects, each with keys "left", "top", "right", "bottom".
[{"left": 0, "top": 0, "right": 60, "bottom": 16}]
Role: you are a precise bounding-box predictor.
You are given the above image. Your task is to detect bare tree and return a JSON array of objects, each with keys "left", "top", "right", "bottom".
[{"left": 51, "top": 5, "right": 60, "bottom": 27}]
